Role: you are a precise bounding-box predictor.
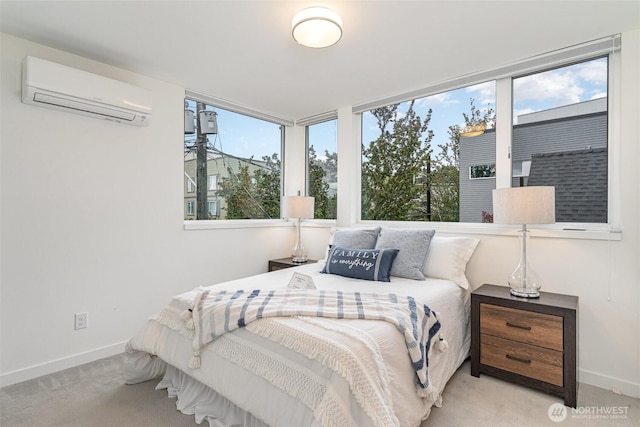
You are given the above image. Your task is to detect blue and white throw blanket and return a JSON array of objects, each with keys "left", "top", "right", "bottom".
[{"left": 182, "top": 288, "right": 445, "bottom": 393}]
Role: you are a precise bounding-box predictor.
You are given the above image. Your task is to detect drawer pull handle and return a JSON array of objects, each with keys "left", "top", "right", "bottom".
[
  {"left": 506, "top": 354, "right": 532, "bottom": 364},
  {"left": 506, "top": 322, "right": 531, "bottom": 331}
]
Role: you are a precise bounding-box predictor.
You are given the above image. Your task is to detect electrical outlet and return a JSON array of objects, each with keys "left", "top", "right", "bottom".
[{"left": 74, "top": 312, "right": 88, "bottom": 330}]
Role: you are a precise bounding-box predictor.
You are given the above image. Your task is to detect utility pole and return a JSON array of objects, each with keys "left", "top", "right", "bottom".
[
  {"left": 426, "top": 155, "right": 432, "bottom": 221},
  {"left": 196, "top": 102, "right": 208, "bottom": 220}
]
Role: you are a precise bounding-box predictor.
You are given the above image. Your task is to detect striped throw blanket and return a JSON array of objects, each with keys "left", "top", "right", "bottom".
[{"left": 184, "top": 288, "right": 444, "bottom": 392}]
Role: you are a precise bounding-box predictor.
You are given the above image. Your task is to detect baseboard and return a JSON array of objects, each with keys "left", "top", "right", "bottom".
[
  {"left": 0, "top": 341, "right": 127, "bottom": 388},
  {"left": 579, "top": 368, "right": 640, "bottom": 399}
]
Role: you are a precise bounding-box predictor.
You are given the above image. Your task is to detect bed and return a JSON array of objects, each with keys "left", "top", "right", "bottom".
[{"left": 124, "top": 229, "right": 479, "bottom": 427}]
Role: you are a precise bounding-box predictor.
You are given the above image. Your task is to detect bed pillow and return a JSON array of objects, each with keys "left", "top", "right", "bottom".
[
  {"left": 321, "top": 246, "right": 399, "bottom": 282},
  {"left": 423, "top": 236, "right": 480, "bottom": 289},
  {"left": 331, "top": 227, "right": 381, "bottom": 249},
  {"left": 375, "top": 228, "right": 435, "bottom": 280}
]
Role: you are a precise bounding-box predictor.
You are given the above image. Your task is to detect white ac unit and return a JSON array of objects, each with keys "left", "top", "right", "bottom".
[{"left": 22, "top": 56, "right": 152, "bottom": 126}]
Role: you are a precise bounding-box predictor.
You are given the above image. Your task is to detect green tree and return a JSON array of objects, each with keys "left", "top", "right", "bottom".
[
  {"left": 219, "top": 155, "right": 281, "bottom": 219},
  {"left": 219, "top": 162, "right": 257, "bottom": 219},
  {"left": 362, "top": 101, "right": 433, "bottom": 220},
  {"left": 254, "top": 153, "right": 281, "bottom": 218},
  {"left": 309, "top": 146, "right": 337, "bottom": 219},
  {"left": 462, "top": 98, "right": 495, "bottom": 132}
]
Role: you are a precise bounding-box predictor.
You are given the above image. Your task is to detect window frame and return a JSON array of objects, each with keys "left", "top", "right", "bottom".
[{"left": 183, "top": 90, "right": 290, "bottom": 230}]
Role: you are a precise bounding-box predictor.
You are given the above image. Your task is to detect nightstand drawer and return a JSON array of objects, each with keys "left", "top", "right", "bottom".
[
  {"left": 480, "top": 303, "right": 563, "bottom": 351},
  {"left": 480, "top": 334, "right": 563, "bottom": 386}
]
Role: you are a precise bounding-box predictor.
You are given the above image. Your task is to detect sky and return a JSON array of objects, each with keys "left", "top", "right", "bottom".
[{"left": 186, "top": 56, "right": 607, "bottom": 164}]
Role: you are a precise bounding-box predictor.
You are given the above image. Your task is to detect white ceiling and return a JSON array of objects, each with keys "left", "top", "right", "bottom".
[{"left": 1, "top": 1, "right": 638, "bottom": 122}]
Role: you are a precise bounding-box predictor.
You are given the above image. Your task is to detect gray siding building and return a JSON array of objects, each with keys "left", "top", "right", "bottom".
[{"left": 459, "top": 99, "right": 608, "bottom": 223}]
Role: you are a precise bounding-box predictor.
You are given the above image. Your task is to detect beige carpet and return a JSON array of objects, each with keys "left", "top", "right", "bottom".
[{"left": 1, "top": 354, "right": 638, "bottom": 426}]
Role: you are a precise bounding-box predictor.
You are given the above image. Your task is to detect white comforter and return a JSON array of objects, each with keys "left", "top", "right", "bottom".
[{"left": 124, "top": 262, "right": 470, "bottom": 427}]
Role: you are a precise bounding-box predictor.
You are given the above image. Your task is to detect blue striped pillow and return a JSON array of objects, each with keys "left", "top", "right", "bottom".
[{"left": 321, "top": 246, "right": 399, "bottom": 282}]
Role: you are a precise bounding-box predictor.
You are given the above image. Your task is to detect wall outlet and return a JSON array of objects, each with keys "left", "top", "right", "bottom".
[{"left": 74, "top": 312, "right": 88, "bottom": 330}]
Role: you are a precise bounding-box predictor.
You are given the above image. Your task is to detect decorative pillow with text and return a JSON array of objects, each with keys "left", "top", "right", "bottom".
[{"left": 321, "top": 246, "right": 399, "bottom": 282}]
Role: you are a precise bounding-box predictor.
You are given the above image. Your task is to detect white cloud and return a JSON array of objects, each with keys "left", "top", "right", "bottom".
[
  {"left": 418, "top": 91, "right": 457, "bottom": 108},
  {"left": 513, "top": 57, "right": 606, "bottom": 109},
  {"left": 466, "top": 81, "right": 496, "bottom": 103},
  {"left": 577, "top": 58, "right": 607, "bottom": 85},
  {"left": 514, "top": 69, "right": 584, "bottom": 106}
]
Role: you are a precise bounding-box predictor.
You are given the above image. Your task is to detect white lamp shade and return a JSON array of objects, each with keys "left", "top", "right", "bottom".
[
  {"left": 292, "top": 7, "right": 343, "bottom": 48},
  {"left": 282, "top": 196, "right": 315, "bottom": 219},
  {"left": 492, "top": 186, "right": 555, "bottom": 224}
]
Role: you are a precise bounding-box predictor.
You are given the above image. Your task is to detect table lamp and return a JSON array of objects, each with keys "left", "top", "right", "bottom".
[{"left": 492, "top": 186, "right": 555, "bottom": 298}]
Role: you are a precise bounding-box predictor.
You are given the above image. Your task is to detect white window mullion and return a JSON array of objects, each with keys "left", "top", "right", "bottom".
[{"left": 495, "top": 77, "right": 513, "bottom": 189}]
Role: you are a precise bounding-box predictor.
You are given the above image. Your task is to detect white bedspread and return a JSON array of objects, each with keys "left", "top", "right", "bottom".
[{"left": 125, "top": 262, "right": 470, "bottom": 427}]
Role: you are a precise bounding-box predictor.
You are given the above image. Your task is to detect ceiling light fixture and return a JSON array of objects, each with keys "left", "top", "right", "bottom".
[
  {"left": 292, "top": 7, "right": 343, "bottom": 48},
  {"left": 460, "top": 123, "right": 486, "bottom": 137}
]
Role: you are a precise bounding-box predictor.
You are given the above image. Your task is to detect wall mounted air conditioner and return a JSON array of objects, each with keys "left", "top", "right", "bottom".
[{"left": 22, "top": 56, "right": 152, "bottom": 126}]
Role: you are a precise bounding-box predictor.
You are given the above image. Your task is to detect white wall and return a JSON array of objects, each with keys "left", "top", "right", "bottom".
[
  {"left": 1, "top": 29, "right": 639, "bottom": 400},
  {"left": 0, "top": 33, "right": 297, "bottom": 385}
]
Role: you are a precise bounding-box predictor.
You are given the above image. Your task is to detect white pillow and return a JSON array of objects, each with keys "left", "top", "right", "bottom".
[{"left": 423, "top": 236, "right": 479, "bottom": 289}]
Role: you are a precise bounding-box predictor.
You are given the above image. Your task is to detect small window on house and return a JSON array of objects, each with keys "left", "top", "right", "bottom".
[
  {"left": 186, "top": 201, "right": 194, "bottom": 216},
  {"left": 208, "top": 200, "right": 218, "bottom": 218},
  {"left": 469, "top": 164, "right": 496, "bottom": 179},
  {"left": 207, "top": 175, "right": 218, "bottom": 191}
]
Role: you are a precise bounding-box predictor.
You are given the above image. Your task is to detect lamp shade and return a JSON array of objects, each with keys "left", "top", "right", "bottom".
[
  {"left": 282, "top": 196, "right": 315, "bottom": 219},
  {"left": 292, "top": 7, "right": 343, "bottom": 48},
  {"left": 492, "top": 186, "right": 555, "bottom": 225}
]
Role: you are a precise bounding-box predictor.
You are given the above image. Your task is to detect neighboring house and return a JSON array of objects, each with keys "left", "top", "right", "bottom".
[
  {"left": 184, "top": 151, "right": 270, "bottom": 220},
  {"left": 459, "top": 99, "right": 608, "bottom": 223}
]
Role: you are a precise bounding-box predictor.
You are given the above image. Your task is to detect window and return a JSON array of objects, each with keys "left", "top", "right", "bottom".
[
  {"left": 207, "top": 174, "right": 218, "bottom": 191},
  {"left": 470, "top": 164, "right": 496, "bottom": 179},
  {"left": 361, "top": 83, "right": 496, "bottom": 222},
  {"left": 358, "top": 35, "right": 618, "bottom": 227},
  {"left": 186, "top": 201, "right": 194, "bottom": 216},
  {"left": 307, "top": 119, "right": 337, "bottom": 219},
  {"left": 512, "top": 57, "right": 608, "bottom": 223},
  {"left": 208, "top": 200, "right": 219, "bottom": 217},
  {"left": 184, "top": 99, "right": 283, "bottom": 220}
]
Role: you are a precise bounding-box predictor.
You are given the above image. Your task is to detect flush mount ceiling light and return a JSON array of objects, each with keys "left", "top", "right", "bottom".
[
  {"left": 460, "top": 123, "right": 486, "bottom": 137},
  {"left": 292, "top": 6, "right": 343, "bottom": 48}
]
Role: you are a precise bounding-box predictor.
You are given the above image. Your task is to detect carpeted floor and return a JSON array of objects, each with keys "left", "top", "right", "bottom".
[{"left": 1, "top": 354, "right": 638, "bottom": 426}]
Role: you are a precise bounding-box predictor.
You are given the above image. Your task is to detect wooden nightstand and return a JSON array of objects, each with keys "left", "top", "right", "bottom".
[
  {"left": 471, "top": 284, "right": 578, "bottom": 407},
  {"left": 268, "top": 258, "right": 317, "bottom": 272}
]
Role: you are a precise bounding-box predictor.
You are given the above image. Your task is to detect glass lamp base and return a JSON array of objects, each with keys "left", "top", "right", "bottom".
[
  {"left": 291, "top": 256, "right": 308, "bottom": 263},
  {"left": 508, "top": 227, "right": 541, "bottom": 298},
  {"left": 509, "top": 287, "right": 540, "bottom": 298}
]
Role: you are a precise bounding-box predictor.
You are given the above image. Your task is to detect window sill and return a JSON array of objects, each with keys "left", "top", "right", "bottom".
[
  {"left": 357, "top": 221, "right": 622, "bottom": 241},
  {"left": 184, "top": 219, "right": 291, "bottom": 231},
  {"left": 183, "top": 219, "right": 338, "bottom": 231}
]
